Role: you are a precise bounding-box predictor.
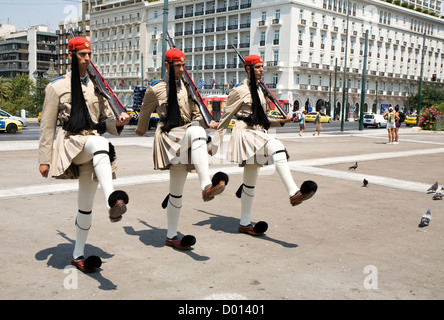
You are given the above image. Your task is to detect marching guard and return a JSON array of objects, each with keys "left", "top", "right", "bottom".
[
  {"left": 216, "top": 55, "right": 318, "bottom": 236},
  {"left": 135, "top": 48, "right": 228, "bottom": 250},
  {"left": 38, "top": 37, "right": 131, "bottom": 272}
]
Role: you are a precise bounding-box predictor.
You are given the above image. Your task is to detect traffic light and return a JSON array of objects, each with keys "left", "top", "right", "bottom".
[{"left": 432, "top": 74, "right": 437, "bottom": 81}]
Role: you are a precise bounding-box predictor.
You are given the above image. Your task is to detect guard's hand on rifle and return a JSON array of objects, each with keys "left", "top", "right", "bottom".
[
  {"left": 209, "top": 120, "right": 219, "bottom": 129},
  {"left": 116, "top": 112, "right": 131, "bottom": 127},
  {"left": 280, "top": 113, "right": 293, "bottom": 124}
]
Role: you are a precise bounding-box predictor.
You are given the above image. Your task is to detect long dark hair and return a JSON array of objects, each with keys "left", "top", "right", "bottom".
[
  {"left": 63, "top": 50, "right": 96, "bottom": 133},
  {"left": 161, "top": 62, "right": 182, "bottom": 133},
  {"left": 248, "top": 66, "right": 270, "bottom": 130}
]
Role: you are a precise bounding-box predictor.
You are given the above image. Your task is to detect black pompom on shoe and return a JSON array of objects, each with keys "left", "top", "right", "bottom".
[
  {"left": 84, "top": 255, "right": 102, "bottom": 271},
  {"left": 108, "top": 190, "right": 129, "bottom": 222},
  {"left": 239, "top": 221, "right": 268, "bottom": 236},
  {"left": 300, "top": 180, "right": 318, "bottom": 194},
  {"left": 166, "top": 235, "right": 196, "bottom": 250},
  {"left": 202, "top": 172, "right": 229, "bottom": 202},
  {"left": 290, "top": 181, "right": 317, "bottom": 207},
  {"left": 212, "top": 171, "right": 229, "bottom": 186}
]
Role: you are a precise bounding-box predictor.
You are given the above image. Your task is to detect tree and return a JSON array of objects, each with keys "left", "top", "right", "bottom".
[
  {"left": 0, "top": 76, "right": 11, "bottom": 104},
  {"left": 409, "top": 85, "right": 444, "bottom": 109},
  {"left": 2, "top": 74, "right": 49, "bottom": 117}
]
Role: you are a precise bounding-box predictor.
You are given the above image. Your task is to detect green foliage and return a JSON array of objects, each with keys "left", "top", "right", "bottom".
[
  {"left": 410, "top": 85, "right": 444, "bottom": 109},
  {"left": 0, "top": 74, "right": 49, "bottom": 117},
  {"left": 401, "top": 2, "right": 408, "bottom": 7}
]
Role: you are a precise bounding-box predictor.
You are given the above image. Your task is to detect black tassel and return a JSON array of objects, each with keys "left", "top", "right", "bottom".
[
  {"left": 108, "top": 142, "right": 116, "bottom": 162},
  {"left": 63, "top": 50, "right": 96, "bottom": 133},
  {"left": 235, "top": 184, "right": 243, "bottom": 198},
  {"left": 161, "top": 62, "right": 182, "bottom": 133},
  {"left": 248, "top": 66, "right": 270, "bottom": 130},
  {"left": 161, "top": 194, "right": 169, "bottom": 209}
]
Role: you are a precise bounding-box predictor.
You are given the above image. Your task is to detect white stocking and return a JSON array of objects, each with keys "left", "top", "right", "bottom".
[
  {"left": 265, "top": 139, "right": 298, "bottom": 197},
  {"left": 240, "top": 164, "right": 260, "bottom": 226},
  {"left": 74, "top": 136, "right": 114, "bottom": 209},
  {"left": 166, "top": 164, "right": 188, "bottom": 239},
  {"left": 73, "top": 210, "right": 92, "bottom": 259},
  {"left": 187, "top": 125, "right": 212, "bottom": 190}
]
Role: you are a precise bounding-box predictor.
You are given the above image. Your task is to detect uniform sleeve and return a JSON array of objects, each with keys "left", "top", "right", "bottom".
[
  {"left": 38, "top": 84, "right": 59, "bottom": 165},
  {"left": 218, "top": 89, "right": 242, "bottom": 131},
  {"left": 102, "top": 98, "right": 123, "bottom": 136},
  {"left": 136, "top": 86, "right": 158, "bottom": 134}
]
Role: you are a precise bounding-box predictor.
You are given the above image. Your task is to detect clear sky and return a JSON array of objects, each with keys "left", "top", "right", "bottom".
[{"left": 0, "top": 0, "right": 81, "bottom": 32}]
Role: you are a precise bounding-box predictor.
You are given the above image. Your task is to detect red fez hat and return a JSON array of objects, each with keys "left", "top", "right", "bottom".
[
  {"left": 68, "top": 37, "right": 91, "bottom": 51},
  {"left": 244, "top": 55, "right": 263, "bottom": 66},
  {"left": 165, "top": 48, "right": 185, "bottom": 62}
]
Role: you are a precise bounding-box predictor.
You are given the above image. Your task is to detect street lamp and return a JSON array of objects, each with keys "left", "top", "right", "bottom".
[{"left": 341, "top": 0, "right": 350, "bottom": 132}]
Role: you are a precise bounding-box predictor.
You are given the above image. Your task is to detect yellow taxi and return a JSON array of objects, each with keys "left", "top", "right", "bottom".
[
  {"left": 227, "top": 116, "right": 236, "bottom": 130},
  {"left": 268, "top": 110, "right": 284, "bottom": 119},
  {"left": 38, "top": 112, "right": 63, "bottom": 126},
  {"left": 305, "top": 111, "right": 331, "bottom": 123},
  {"left": 405, "top": 114, "right": 417, "bottom": 126},
  {"left": 0, "top": 115, "right": 23, "bottom": 133}
]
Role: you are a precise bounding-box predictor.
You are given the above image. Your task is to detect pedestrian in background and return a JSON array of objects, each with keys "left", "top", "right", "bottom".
[
  {"left": 313, "top": 111, "right": 322, "bottom": 136},
  {"left": 383, "top": 106, "right": 396, "bottom": 144},
  {"left": 298, "top": 110, "right": 307, "bottom": 136},
  {"left": 394, "top": 105, "right": 401, "bottom": 144}
]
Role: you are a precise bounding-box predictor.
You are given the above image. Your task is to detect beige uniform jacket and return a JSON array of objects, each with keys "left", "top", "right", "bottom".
[
  {"left": 217, "top": 79, "right": 282, "bottom": 165},
  {"left": 136, "top": 75, "right": 204, "bottom": 170},
  {"left": 38, "top": 71, "right": 121, "bottom": 179}
]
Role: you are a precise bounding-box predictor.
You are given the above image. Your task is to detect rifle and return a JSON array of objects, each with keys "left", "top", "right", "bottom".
[
  {"left": 69, "top": 29, "right": 127, "bottom": 118},
  {"left": 231, "top": 45, "right": 287, "bottom": 118},
  {"left": 165, "top": 31, "right": 213, "bottom": 128}
]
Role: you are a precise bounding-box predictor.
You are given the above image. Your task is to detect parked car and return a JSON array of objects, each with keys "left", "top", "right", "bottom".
[
  {"left": 0, "top": 115, "right": 23, "bottom": 133},
  {"left": 268, "top": 110, "right": 283, "bottom": 119},
  {"left": 149, "top": 112, "right": 159, "bottom": 129},
  {"left": 363, "top": 113, "right": 387, "bottom": 128},
  {"left": 0, "top": 108, "right": 28, "bottom": 127},
  {"left": 305, "top": 112, "right": 331, "bottom": 123},
  {"left": 405, "top": 114, "right": 417, "bottom": 126}
]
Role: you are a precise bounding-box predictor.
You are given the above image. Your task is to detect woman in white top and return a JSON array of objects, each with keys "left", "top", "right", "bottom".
[{"left": 383, "top": 107, "right": 396, "bottom": 144}]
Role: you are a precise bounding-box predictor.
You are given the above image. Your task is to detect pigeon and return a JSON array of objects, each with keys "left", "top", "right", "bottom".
[
  {"left": 362, "top": 178, "right": 368, "bottom": 187},
  {"left": 427, "top": 181, "right": 438, "bottom": 193},
  {"left": 349, "top": 162, "right": 358, "bottom": 170},
  {"left": 432, "top": 187, "right": 443, "bottom": 200},
  {"left": 418, "top": 208, "right": 431, "bottom": 228}
]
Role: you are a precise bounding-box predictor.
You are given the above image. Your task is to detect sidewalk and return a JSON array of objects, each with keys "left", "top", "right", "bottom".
[{"left": 1, "top": 128, "right": 443, "bottom": 300}]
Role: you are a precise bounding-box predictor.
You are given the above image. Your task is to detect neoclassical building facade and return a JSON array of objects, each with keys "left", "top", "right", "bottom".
[{"left": 86, "top": 0, "right": 444, "bottom": 117}]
